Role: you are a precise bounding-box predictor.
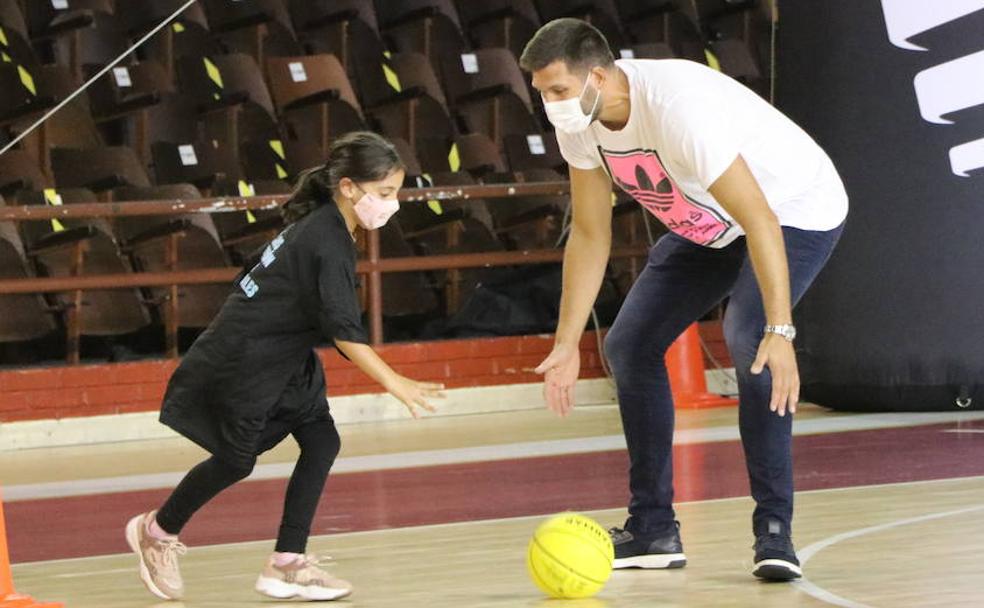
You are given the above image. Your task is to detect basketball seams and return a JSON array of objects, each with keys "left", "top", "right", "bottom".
[
  {"left": 530, "top": 536, "right": 608, "bottom": 587},
  {"left": 539, "top": 515, "right": 614, "bottom": 554},
  {"left": 526, "top": 540, "right": 555, "bottom": 595},
  {"left": 537, "top": 526, "right": 614, "bottom": 568},
  {"left": 528, "top": 513, "right": 614, "bottom": 598}
]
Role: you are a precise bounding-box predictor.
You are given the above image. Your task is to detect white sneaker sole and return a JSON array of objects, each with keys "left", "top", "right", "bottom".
[
  {"left": 613, "top": 552, "right": 687, "bottom": 569},
  {"left": 255, "top": 575, "right": 352, "bottom": 601},
  {"left": 753, "top": 558, "right": 803, "bottom": 580},
  {"left": 125, "top": 514, "right": 175, "bottom": 600}
]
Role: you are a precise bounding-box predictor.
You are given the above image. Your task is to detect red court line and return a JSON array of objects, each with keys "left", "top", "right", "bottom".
[{"left": 7, "top": 420, "right": 984, "bottom": 563}]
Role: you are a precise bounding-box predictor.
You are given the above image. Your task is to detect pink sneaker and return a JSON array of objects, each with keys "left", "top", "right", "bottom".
[
  {"left": 125, "top": 511, "right": 187, "bottom": 600},
  {"left": 255, "top": 554, "right": 353, "bottom": 601}
]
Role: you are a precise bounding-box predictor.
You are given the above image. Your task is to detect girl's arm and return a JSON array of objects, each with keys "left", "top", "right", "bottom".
[{"left": 334, "top": 339, "right": 446, "bottom": 418}]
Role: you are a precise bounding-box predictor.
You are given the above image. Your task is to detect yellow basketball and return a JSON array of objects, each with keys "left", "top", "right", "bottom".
[{"left": 526, "top": 512, "right": 614, "bottom": 599}]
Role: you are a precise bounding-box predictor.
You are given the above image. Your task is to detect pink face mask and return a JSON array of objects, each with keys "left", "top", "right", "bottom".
[{"left": 353, "top": 185, "right": 400, "bottom": 230}]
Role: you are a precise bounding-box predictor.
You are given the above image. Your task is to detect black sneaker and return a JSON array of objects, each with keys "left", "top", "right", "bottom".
[
  {"left": 752, "top": 521, "right": 802, "bottom": 581},
  {"left": 608, "top": 521, "right": 687, "bottom": 569}
]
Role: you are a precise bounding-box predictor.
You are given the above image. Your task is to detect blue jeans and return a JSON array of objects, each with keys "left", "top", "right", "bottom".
[{"left": 604, "top": 223, "right": 844, "bottom": 537}]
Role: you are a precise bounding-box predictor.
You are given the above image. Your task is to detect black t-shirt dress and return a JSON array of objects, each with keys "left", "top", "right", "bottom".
[{"left": 159, "top": 202, "right": 367, "bottom": 468}]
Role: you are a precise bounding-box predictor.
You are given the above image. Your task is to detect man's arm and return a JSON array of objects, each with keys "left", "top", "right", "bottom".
[
  {"left": 534, "top": 166, "right": 614, "bottom": 415},
  {"left": 708, "top": 154, "right": 798, "bottom": 415},
  {"left": 556, "top": 166, "right": 615, "bottom": 344}
]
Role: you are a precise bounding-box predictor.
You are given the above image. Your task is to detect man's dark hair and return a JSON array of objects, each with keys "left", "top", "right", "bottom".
[{"left": 519, "top": 18, "right": 615, "bottom": 74}]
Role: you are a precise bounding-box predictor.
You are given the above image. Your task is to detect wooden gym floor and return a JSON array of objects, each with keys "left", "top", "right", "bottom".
[{"left": 7, "top": 401, "right": 984, "bottom": 607}]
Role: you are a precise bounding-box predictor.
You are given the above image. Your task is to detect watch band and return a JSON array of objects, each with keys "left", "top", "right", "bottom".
[{"left": 764, "top": 324, "right": 796, "bottom": 342}]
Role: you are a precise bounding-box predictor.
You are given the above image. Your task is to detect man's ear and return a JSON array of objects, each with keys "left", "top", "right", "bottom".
[{"left": 592, "top": 65, "right": 609, "bottom": 89}]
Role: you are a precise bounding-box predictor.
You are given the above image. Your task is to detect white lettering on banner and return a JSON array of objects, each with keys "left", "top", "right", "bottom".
[
  {"left": 880, "top": 0, "right": 984, "bottom": 177},
  {"left": 881, "top": 0, "right": 984, "bottom": 51},
  {"left": 913, "top": 50, "right": 984, "bottom": 125},
  {"left": 951, "top": 139, "right": 984, "bottom": 178}
]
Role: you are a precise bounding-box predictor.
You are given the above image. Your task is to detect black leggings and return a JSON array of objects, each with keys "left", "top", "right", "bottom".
[{"left": 156, "top": 417, "right": 340, "bottom": 553}]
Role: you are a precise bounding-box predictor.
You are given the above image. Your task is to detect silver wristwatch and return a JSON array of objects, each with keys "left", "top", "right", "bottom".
[{"left": 764, "top": 324, "right": 797, "bottom": 342}]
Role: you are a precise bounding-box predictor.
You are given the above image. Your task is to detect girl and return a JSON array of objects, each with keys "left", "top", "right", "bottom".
[{"left": 126, "top": 131, "right": 445, "bottom": 602}]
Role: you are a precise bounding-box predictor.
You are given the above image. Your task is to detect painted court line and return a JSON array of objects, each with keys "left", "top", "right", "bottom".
[
  {"left": 15, "top": 475, "right": 984, "bottom": 572},
  {"left": 796, "top": 503, "right": 984, "bottom": 608},
  {"left": 53, "top": 567, "right": 133, "bottom": 579},
  {"left": 6, "top": 410, "right": 983, "bottom": 502}
]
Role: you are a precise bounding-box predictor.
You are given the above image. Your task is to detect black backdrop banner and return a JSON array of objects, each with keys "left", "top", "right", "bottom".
[{"left": 777, "top": 1, "right": 984, "bottom": 411}]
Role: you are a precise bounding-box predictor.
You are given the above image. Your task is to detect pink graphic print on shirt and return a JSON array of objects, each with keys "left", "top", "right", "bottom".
[{"left": 602, "top": 148, "right": 731, "bottom": 246}]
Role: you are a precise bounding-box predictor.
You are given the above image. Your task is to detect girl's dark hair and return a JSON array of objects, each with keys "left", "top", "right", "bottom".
[{"left": 281, "top": 131, "right": 405, "bottom": 224}]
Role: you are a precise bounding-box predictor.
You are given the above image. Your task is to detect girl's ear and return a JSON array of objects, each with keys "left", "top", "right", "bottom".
[{"left": 337, "top": 177, "right": 357, "bottom": 201}]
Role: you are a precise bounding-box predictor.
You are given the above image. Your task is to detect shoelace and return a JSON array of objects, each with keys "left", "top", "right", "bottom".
[
  {"left": 607, "top": 527, "right": 633, "bottom": 543},
  {"left": 754, "top": 534, "right": 790, "bottom": 554},
  {"left": 158, "top": 538, "right": 187, "bottom": 567},
  {"left": 297, "top": 552, "right": 334, "bottom": 568}
]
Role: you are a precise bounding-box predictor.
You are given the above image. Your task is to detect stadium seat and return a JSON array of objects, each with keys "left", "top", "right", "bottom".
[
  {"left": 365, "top": 51, "right": 455, "bottom": 149},
  {"left": 24, "top": 0, "right": 114, "bottom": 41},
  {"left": 240, "top": 137, "right": 323, "bottom": 182},
  {"left": 288, "top": 0, "right": 383, "bottom": 79},
  {"left": 503, "top": 133, "right": 565, "bottom": 174},
  {"left": 51, "top": 146, "right": 151, "bottom": 193},
  {"left": 708, "top": 37, "right": 764, "bottom": 92},
  {"left": 376, "top": 0, "right": 468, "bottom": 74},
  {"left": 175, "top": 52, "right": 281, "bottom": 149},
  {"left": 201, "top": 0, "right": 302, "bottom": 63},
  {"left": 483, "top": 168, "right": 566, "bottom": 250},
  {"left": 374, "top": 219, "right": 441, "bottom": 324},
  {"left": 0, "top": 215, "right": 57, "bottom": 343},
  {"left": 15, "top": 187, "right": 151, "bottom": 362},
  {"left": 265, "top": 54, "right": 366, "bottom": 153},
  {"left": 113, "top": 184, "right": 233, "bottom": 332},
  {"left": 535, "top": 0, "right": 626, "bottom": 48},
  {"left": 439, "top": 48, "right": 540, "bottom": 146},
  {"left": 456, "top": 0, "right": 541, "bottom": 59},
  {"left": 0, "top": 149, "right": 50, "bottom": 197},
  {"left": 150, "top": 140, "right": 243, "bottom": 193},
  {"left": 617, "top": 42, "right": 677, "bottom": 60},
  {"left": 122, "top": 1, "right": 217, "bottom": 78},
  {"left": 86, "top": 60, "right": 170, "bottom": 125}
]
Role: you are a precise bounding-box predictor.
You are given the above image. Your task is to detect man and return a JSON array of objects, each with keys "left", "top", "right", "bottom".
[{"left": 523, "top": 19, "right": 848, "bottom": 581}]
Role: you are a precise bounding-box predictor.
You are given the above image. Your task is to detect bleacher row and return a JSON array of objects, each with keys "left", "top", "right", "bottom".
[{"left": 0, "top": 0, "right": 773, "bottom": 364}]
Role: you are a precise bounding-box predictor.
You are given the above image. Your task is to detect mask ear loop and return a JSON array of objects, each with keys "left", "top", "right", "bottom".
[
  {"left": 587, "top": 80, "right": 602, "bottom": 120},
  {"left": 580, "top": 69, "right": 603, "bottom": 121}
]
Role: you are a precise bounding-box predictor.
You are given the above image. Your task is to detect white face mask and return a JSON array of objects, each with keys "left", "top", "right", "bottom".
[
  {"left": 542, "top": 71, "right": 602, "bottom": 133},
  {"left": 352, "top": 185, "right": 399, "bottom": 230}
]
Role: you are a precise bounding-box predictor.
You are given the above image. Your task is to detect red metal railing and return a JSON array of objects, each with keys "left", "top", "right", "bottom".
[{"left": 0, "top": 181, "right": 649, "bottom": 357}]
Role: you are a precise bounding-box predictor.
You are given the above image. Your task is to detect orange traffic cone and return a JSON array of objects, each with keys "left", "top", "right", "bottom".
[
  {"left": 0, "top": 490, "right": 62, "bottom": 608},
  {"left": 666, "top": 324, "right": 737, "bottom": 409}
]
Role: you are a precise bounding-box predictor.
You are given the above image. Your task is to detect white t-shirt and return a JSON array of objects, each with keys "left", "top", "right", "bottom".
[{"left": 557, "top": 59, "right": 849, "bottom": 248}]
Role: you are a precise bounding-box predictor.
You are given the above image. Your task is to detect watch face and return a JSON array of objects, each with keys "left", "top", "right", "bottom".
[{"left": 767, "top": 325, "right": 796, "bottom": 340}]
